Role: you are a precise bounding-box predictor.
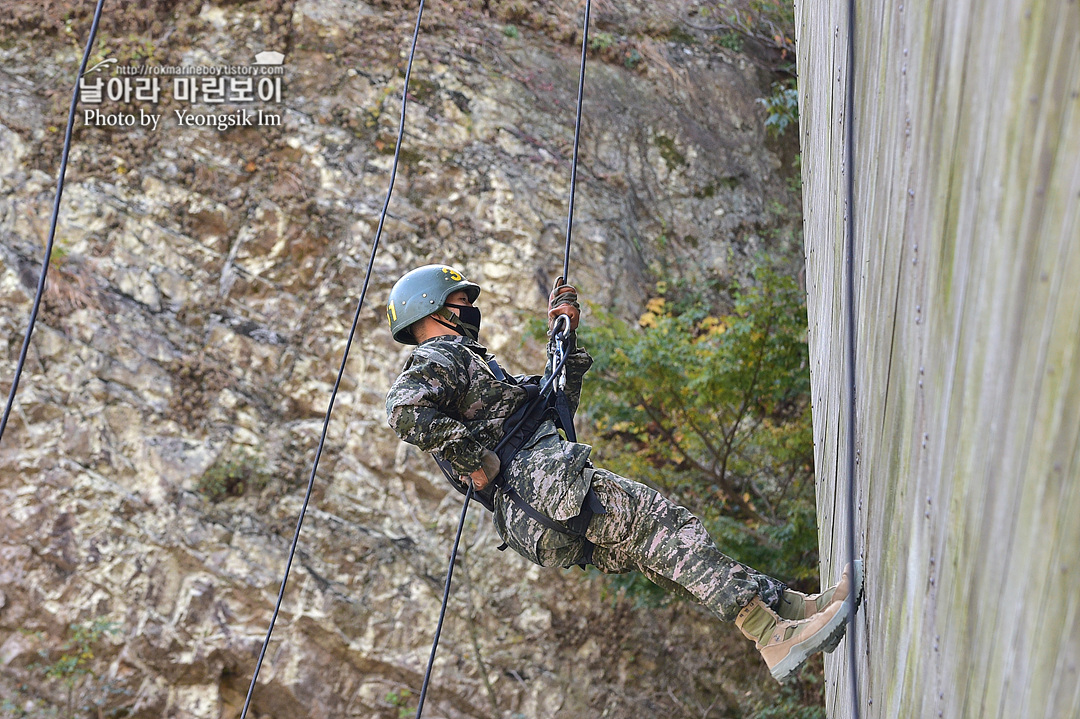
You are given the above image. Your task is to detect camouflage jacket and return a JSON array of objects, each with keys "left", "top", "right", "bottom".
[{"left": 385, "top": 333, "right": 595, "bottom": 555}]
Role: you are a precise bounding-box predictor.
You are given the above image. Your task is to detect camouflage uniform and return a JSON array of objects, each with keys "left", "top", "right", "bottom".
[{"left": 386, "top": 333, "right": 785, "bottom": 622}]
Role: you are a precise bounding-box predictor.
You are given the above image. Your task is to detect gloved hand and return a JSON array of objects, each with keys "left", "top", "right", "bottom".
[
  {"left": 547, "top": 276, "right": 581, "bottom": 333},
  {"left": 463, "top": 449, "right": 500, "bottom": 491}
]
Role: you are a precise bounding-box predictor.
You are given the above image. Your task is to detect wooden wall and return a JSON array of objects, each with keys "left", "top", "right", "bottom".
[{"left": 794, "top": 0, "right": 1080, "bottom": 717}]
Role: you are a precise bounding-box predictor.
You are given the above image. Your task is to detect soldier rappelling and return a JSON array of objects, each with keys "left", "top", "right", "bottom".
[{"left": 384, "top": 263, "right": 863, "bottom": 682}]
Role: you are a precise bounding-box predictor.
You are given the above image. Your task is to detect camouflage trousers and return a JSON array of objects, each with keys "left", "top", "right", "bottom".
[{"left": 526, "top": 467, "right": 785, "bottom": 622}]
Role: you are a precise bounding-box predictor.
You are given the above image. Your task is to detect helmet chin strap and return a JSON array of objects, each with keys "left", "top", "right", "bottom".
[{"left": 431, "top": 307, "right": 479, "bottom": 341}]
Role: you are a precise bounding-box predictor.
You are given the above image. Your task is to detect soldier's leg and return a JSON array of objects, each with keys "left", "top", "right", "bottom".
[
  {"left": 584, "top": 468, "right": 785, "bottom": 621},
  {"left": 637, "top": 566, "right": 701, "bottom": 604}
]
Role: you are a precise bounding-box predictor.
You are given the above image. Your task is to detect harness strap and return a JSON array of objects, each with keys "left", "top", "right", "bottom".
[
  {"left": 490, "top": 383, "right": 544, "bottom": 486},
  {"left": 553, "top": 389, "right": 577, "bottom": 442},
  {"left": 502, "top": 485, "right": 576, "bottom": 533},
  {"left": 431, "top": 352, "right": 602, "bottom": 565},
  {"left": 486, "top": 357, "right": 509, "bottom": 381},
  {"left": 501, "top": 484, "right": 605, "bottom": 569}
]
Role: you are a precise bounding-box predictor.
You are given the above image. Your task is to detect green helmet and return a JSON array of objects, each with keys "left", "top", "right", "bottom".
[{"left": 386, "top": 264, "right": 481, "bottom": 344}]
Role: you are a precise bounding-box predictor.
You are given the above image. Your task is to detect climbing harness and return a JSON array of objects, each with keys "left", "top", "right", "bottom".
[
  {"left": 842, "top": 0, "right": 862, "bottom": 713},
  {"left": 0, "top": 0, "right": 107, "bottom": 446},
  {"left": 429, "top": 314, "right": 600, "bottom": 555},
  {"left": 236, "top": 1, "right": 430, "bottom": 717}
]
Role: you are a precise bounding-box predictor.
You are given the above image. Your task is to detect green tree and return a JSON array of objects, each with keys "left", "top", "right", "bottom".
[{"left": 579, "top": 267, "right": 818, "bottom": 586}]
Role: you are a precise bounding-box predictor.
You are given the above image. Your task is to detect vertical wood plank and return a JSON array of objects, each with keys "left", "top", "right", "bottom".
[{"left": 794, "top": 0, "right": 1080, "bottom": 716}]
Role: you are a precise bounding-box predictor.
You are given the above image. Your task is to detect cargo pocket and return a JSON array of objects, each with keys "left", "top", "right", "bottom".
[
  {"left": 494, "top": 489, "right": 584, "bottom": 567},
  {"left": 534, "top": 530, "right": 587, "bottom": 568},
  {"left": 493, "top": 490, "right": 543, "bottom": 565},
  {"left": 583, "top": 468, "right": 637, "bottom": 546}
]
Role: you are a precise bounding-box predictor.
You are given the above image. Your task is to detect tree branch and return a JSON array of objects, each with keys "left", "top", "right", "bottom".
[{"left": 637, "top": 396, "right": 765, "bottom": 521}]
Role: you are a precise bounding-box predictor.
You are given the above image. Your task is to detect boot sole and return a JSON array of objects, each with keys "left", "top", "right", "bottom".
[
  {"left": 770, "top": 560, "right": 863, "bottom": 682},
  {"left": 822, "top": 559, "right": 864, "bottom": 654}
]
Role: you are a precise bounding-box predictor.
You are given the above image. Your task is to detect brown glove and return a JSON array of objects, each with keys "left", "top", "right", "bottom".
[
  {"left": 547, "top": 276, "right": 581, "bottom": 332},
  {"left": 463, "top": 449, "right": 501, "bottom": 491}
]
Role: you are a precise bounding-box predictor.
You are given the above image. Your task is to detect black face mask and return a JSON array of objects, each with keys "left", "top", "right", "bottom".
[{"left": 443, "top": 302, "right": 482, "bottom": 341}]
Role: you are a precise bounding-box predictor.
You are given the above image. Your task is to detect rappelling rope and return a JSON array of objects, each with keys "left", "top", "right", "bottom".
[
  {"left": 238, "top": 1, "right": 428, "bottom": 716},
  {"left": 561, "top": 0, "right": 592, "bottom": 282},
  {"left": 0, "top": 0, "right": 107, "bottom": 446},
  {"left": 413, "top": 482, "right": 474, "bottom": 717},
  {"left": 412, "top": 1, "right": 593, "bottom": 714},
  {"left": 413, "top": 316, "right": 573, "bottom": 718},
  {"left": 842, "top": 0, "right": 862, "bottom": 714}
]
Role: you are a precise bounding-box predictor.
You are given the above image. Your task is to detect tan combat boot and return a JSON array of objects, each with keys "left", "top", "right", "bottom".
[
  {"left": 775, "top": 560, "right": 864, "bottom": 621},
  {"left": 735, "top": 595, "right": 851, "bottom": 682}
]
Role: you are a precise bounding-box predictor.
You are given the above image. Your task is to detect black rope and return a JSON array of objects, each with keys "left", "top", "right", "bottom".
[
  {"left": 842, "top": 0, "right": 861, "bottom": 714},
  {"left": 411, "top": 321, "right": 572, "bottom": 718},
  {"left": 413, "top": 483, "right": 472, "bottom": 717},
  {"left": 561, "top": 0, "right": 592, "bottom": 283},
  {"left": 412, "top": 3, "right": 592, "bottom": 711},
  {"left": 238, "top": 1, "right": 427, "bottom": 716},
  {"left": 0, "top": 0, "right": 107, "bottom": 446}
]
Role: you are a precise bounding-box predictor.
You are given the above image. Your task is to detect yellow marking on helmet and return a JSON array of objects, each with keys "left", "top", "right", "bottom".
[
  {"left": 387, "top": 303, "right": 397, "bottom": 323},
  {"left": 442, "top": 267, "right": 463, "bottom": 282}
]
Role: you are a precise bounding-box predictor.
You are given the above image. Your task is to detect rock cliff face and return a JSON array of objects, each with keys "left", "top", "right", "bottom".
[{"left": 0, "top": 1, "right": 801, "bottom": 717}]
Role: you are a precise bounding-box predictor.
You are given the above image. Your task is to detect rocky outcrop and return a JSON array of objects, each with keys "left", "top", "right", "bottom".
[{"left": 0, "top": 1, "right": 800, "bottom": 716}]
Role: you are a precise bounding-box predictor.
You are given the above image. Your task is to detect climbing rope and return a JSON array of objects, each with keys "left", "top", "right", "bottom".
[
  {"left": 412, "top": 318, "right": 573, "bottom": 719},
  {"left": 561, "top": 0, "right": 593, "bottom": 282},
  {"left": 414, "top": 482, "right": 474, "bottom": 717},
  {"left": 237, "top": 1, "right": 428, "bottom": 716},
  {"left": 413, "top": 1, "right": 593, "bottom": 713},
  {"left": 413, "top": 316, "right": 573, "bottom": 717},
  {"left": 842, "top": 0, "right": 862, "bottom": 714},
  {"left": 0, "top": 0, "right": 107, "bottom": 446}
]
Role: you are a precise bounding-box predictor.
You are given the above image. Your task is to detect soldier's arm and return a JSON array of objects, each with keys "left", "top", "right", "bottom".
[
  {"left": 385, "top": 344, "right": 486, "bottom": 477},
  {"left": 559, "top": 338, "right": 593, "bottom": 415}
]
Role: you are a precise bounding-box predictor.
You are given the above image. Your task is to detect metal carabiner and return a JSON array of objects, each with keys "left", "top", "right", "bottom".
[
  {"left": 550, "top": 313, "right": 571, "bottom": 391},
  {"left": 551, "top": 312, "right": 571, "bottom": 341}
]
